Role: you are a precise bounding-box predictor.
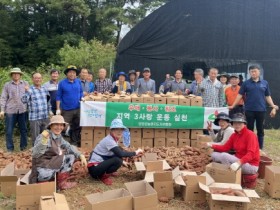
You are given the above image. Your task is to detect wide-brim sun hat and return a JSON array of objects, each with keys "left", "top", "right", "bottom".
[
  {"left": 214, "top": 112, "right": 231, "bottom": 126},
  {"left": 117, "top": 71, "right": 127, "bottom": 79},
  {"left": 110, "top": 118, "right": 127, "bottom": 130},
  {"left": 217, "top": 72, "right": 229, "bottom": 80},
  {"left": 64, "top": 65, "right": 80, "bottom": 76},
  {"left": 10, "top": 67, "right": 23, "bottom": 76},
  {"left": 231, "top": 113, "right": 247, "bottom": 124},
  {"left": 47, "top": 115, "right": 69, "bottom": 129}
]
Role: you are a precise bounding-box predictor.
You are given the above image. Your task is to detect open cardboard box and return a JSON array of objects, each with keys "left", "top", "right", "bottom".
[
  {"left": 264, "top": 165, "right": 280, "bottom": 198},
  {"left": 39, "top": 192, "right": 69, "bottom": 210},
  {"left": 85, "top": 188, "right": 132, "bottom": 210},
  {"left": 16, "top": 170, "right": 56, "bottom": 210},
  {"left": 0, "top": 162, "right": 29, "bottom": 196},
  {"left": 206, "top": 162, "right": 241, "bottom": 184},
  {"left": 199, "top": 182, "right": 259, "bottom": 210},
  {"left": 125, "top": 180, "right": 158, "bottom": 210},
  {"left": 174, "top": 171, "right": 214, "bottom": 201}
]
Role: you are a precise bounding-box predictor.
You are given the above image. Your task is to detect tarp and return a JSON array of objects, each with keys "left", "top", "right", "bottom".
[{"left": 115, "top": 0, "right": 280, "bottom": 128}]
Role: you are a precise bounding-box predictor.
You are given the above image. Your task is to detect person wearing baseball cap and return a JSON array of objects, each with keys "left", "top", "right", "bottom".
[
  {"left": 207, "top": 112, "right": 234, "bottom": 145},
  {"left": 29, "top": 115, "right": 87, "bottom": 190},
  {"left": 88, "top": 119, "right": 144, "bottom": 185},
  {"left": 136, "top": 67, "right": 156, "bottom": 94},
  {"left": 128, "top": 70, "right": 138, "bottom": 93},
  {"left": 206, "top": 113, "right": 260, "bottom": 175}
]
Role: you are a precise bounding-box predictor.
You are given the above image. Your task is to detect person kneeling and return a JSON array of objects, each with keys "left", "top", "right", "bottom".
[
  {"left": 88, "top": 119, "right": 143, "bottom": 185},
  {"left": 206, "top": 113, "right": 260, "bottom": 175},
  {"left": 29, "top": 115, "right": 87, "bottom": 190}
]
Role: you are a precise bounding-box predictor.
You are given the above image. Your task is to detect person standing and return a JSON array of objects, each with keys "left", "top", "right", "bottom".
[
  {"left": 188, "top": 68, "right": 205, "bottom": 96},
  {"left": 225, "top": 74, "right": 244, "bottom": 118},
  {"left": 164, "top": 69, "right": 188, "bottom": 94},
  {"left": 128, "top": 70, "right": 138, "bottom": 93},
  {"left": 87, "top": 71, "right": 95, "bottom": 93},
  {"left": 136, "top": 67, "right": 156, "bottom": 94},
  {"left": 0, "top": 68, "right": 29, "bottom": 152},
  {"left": 22, "top": 73, "right": 53, "bottom": 145},
  {"left": 229, "top": 65, "right": 278, "bottom": 149},
  {"left": 43, "top": 69, "right": 59, "bottom": 114},
  {"left": 112, "top": 72, "right": 131, "bottom": 94},
  {"left": 56, "top": 65, "right": 83, "bottom": 146},
  {"left": 94, "top": 68, "right": 112, "bottom": 93},
  {"left": 80, "top": 68, "right": 93, "bottom": 95},
  {"left": 200, "top": 68, "right": 225, "bottom": 107}
]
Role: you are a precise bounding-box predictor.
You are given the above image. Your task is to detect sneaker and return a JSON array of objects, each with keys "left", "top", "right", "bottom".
[{"left": 100, "top": 174, "right": 113, "bottom": 185}]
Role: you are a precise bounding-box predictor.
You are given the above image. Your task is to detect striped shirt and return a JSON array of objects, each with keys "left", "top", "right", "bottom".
[
  {"left": 94, "top": 78, "right": 112, "bottom": 93},
  {"left": 0, "top": 80, "right": 29, "bottom": 114},
  {"left": 22, "top": 86, "right": 51, "bottom": 120},
  {"left": 200, "top": 77, "right": 225, "bottom": 107},
  {"left": 136, "top": 78, "right": 156, "bottom": 94}
]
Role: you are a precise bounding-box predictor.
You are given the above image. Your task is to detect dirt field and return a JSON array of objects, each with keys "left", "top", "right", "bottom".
[{"left": 0, "top": 129, "right": 280, "bottom": 210}]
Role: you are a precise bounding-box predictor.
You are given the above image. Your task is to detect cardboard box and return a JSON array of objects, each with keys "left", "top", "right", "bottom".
[
  {"left": 81, "top": 140, "right": 94, "bottom": 149},
  {"left": 166, "top": 129, "right": 178, "bottom": 138},
  {"left": 93, "top": 137, "right": 101, "bottom": 148},
  {"left": 142, "top": 138, "right": 153, "bottom": 148},
  {"left": 39, "top": 193, "right": 69, "bottom": 210},
  {"left": 0, "top": 162, "right": 29, "bottom": 196},
  {"left": 94, "top": 127, "right": 106, "bottom": 139},
  {"left": 106, "top": 128, "right": 110, "bottom": 135},
  {"left": 143, "top": 97, "right": 155, "bottom": 104},
  {"left": 264, "top": 165, "right": 280, "bottom": 198},
  {"left": 206, "top": 162, "right": 241, "bottom": 184},
  {"left": 131, "top": 97, "right": 143, "bottom": 103},
  {"left": 119, "top": 97, "right": 131, "bottom": 103},
  {"left": 16, "top": 171, "right": 56, "bottom": 210},
  {"left": 94, "top": 97, "right": 107, "bottom": 102},
  {"left": 199, "top": 182, "right": 259, "bottom": 210},
  {"left": 178, "top": 96, "right": 191, "bottom": 106},
  {"left": 81, "top": 127, "right": 94, "bottom": 141},
  {"left": 154, "top": 96, "right": 166, "bottom": 104},
  {"left": 191, "top": 139, "right": 198, "bottom": 147},
  {"left": 125, "top": 180, "right": 158, "bottom": 210},
  {"left": 107, "top": 97, "right": 120, "bottom": 102},
  {"left": 190, "top": 96, "right": 203, "bottom": 106},
  {"left": 154, "top": 129, "right": 166, "bottom": 138},
  {"left": 130, "top": 138, "right": 142, "bottom": 148},
  {"left": 195, "top": 134, "right": 212, "bottom": 148},
  {"left": 142, "top": 129, "right": 154, "bottom": 138},
  {"left": 178, "top": 129, "right": 190, "bottom": 139},
  {"left": 154, "top": 138, "right": 166, "bottom": 147},
  {"left": 130, "top": 128, "right": 142, "bottom": 138},
  {"left": 166, "top": 96, "right": 178, "bottom": 105},
  {"left": 175, "top": 171, "right": 213, "bottom": 202},
  {"left": 190, "top": 129, "right": 203, "bottom": 140},
  {"left": 85, "top": 188, "right": 132, "bottom": 210},
  {"left": 166, "top": 138, "right": 178, "bottom": 147},
  {"left": 178, "top": 139, "right": 190, "bottom": 147}
]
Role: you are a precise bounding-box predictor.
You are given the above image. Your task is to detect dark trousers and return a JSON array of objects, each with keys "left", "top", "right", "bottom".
[
  {"left": 245, "top": 111, "right": 265, "bottom": 149},
  {"left": 62, "top": 109, "right": 81, "bottom": 146},
  {"left": 229, "top": 105, "right": 244, "bottom": 118},
  {"left": 88, "top": 157, "right": 123, "bottom": 178}
]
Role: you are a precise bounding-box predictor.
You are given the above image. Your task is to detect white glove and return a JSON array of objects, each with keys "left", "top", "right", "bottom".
[
  {"left": 81, "top": 97, "right": 85, "bottom": 102},
  {"left": 0, "top": 111, "right": 4, "bottom": 120},
  {"left": 80, "top": 154, "right": 87, "bottom": 167},
  {"left": 206, "top": 142, "right": 212, "bottom": 147},
  {"left": 230, "top": 162, "right": 241, "bottom": 171},
  {"left": 135, "top": 148, "right": 144, "bottom": 156},
  {"left": 56, "top": 109, "right": 61, "bottom": 115},
  {"left": 122, "top": 160, "right": 129, "bottom": 168}
]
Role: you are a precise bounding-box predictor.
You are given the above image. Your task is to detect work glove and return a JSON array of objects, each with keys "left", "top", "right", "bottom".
[
  {"left": 80, "top": 154, "right": 87, "bottom": 167},
  {"left": 56, "top": 109, "right": 61, "bottom": 115},
  {"left": 0, "top": 111, "right": 4, "bottom": 120},
  {"left": 135, "top": 148, "right": 144, "bottom": 156},
  {"left": 41, "top": 130, "right": 50, "bottom": 145},
  {"left": 49, "top": 111, "right": 54, "bottom": 118},
  {"left": 230, "top": 162, "right": 241, "bottom": 172},
  {"left": 122, "top": 160, "right": 129, "bottom": 168},
  {"left": 81, "top": 97, "right": 85, "bottom": 102}
]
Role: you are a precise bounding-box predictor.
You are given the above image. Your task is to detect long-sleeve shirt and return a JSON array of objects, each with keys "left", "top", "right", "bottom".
[
  {"left": 136, "top": 78, "right": 156, "bottom": 94},
  {"left": 189, "top": 79, "right": 204, "bottom": 96},
  {"left": 43, "top": 80, "right": 58, "bottom": 113},
  {"left": 56, "top": 78, "right": 83, "bottom": 111},
  {"left": 0, "top": 80, "right": 28, "bottom": 114},
  {"left": 201, "top": 77, "right": 225, "bottom": 107},
  {"left": 212, "top": 126, "right": 260, "bottom": 166},
  {"left": 164, "top": 80, "right": 187, "bottom": 93},
  {"left": 22, "top": 85, "right": 51, "bottom": 121},
  {"left": 80, "top": 79, "right": 92, "bottom": 94},
  {"left": 209, "top": 126, "right": 235, "bottom": 145},
  {"left": 94, "top": 78, "right": 112, "bottom": 93},
  {"left": 32, "top": 131, "right": 81, "bottom": 158}
]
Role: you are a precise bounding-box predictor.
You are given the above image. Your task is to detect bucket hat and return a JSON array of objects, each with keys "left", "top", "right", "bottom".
[
  {"left": 218, "top": 72, "right": 229, "bottom": 80},
  {"left": 64, "top": 65, "right": 80, "bottom": 76},
  {"left": 10, "top": 67, "right": 23, "bottom": 76},
  {"left": 110, "top": 118, "right": 127, "bottom": 130},
  {"left": 117, "top": 71, "right": 127, "bottom": 79},
  {"left": 231, "top": 113, "right": 247, "bottom": 124},
  {"left": 47, "top": 115, "right": 69, "bottom": 129},
  {"left": 214, "top": 112, "right": 231, "bottom": 126}
]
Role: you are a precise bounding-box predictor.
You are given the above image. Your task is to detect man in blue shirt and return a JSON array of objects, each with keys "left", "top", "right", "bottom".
[
  {"left": 56, "top": 65, "right": 83, "bottom": 146},
  {"left": 43, "top": 69, "right": 59, "bottom": 114},
  {"left": 229, "top": 65, "right": 278, "bottom": 149}
]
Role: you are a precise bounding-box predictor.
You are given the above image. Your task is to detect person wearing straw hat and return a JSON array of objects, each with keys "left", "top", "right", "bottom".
[
  {"left": 207, "top": 112, "right": 234, "bottom": 145},
  {"left": 30, "top": 115, "right": 87, "bottom": 190},
  {"left": 0, "top": 68, "right": 29, "bottom": 152},
  {"left": 88, "top": 119, "right": 143, "bottom": 185},
  {"left": 112, "top": 71, "right": 131, "bottom": 94},
  {"left": 206, "top": 113, "right": 260, "bottom": 174}
]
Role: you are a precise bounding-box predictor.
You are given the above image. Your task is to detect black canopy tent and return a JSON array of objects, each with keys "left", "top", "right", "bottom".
[{"left": 115, "top": 0, "right": 280, "bottom": 128}]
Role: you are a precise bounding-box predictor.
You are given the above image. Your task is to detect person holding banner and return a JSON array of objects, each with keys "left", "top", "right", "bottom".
[{"left": 88, "top": 119, "right": 143, "bottom": 185}]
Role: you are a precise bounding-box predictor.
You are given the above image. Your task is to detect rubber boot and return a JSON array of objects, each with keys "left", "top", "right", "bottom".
[
  {"left": 100, "top": 174, "right": 113, "bottom": 185},
  {"left": 57, "top": 172, "right": 77, "bottom": 190}
]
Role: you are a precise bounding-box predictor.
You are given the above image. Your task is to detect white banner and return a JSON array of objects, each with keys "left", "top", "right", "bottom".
[
  {"left": 80, "top": 101, "right": 106, "bottom": 126},
  {"left": 203, "top": 107, "right": 229, "bottom": 129}
]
